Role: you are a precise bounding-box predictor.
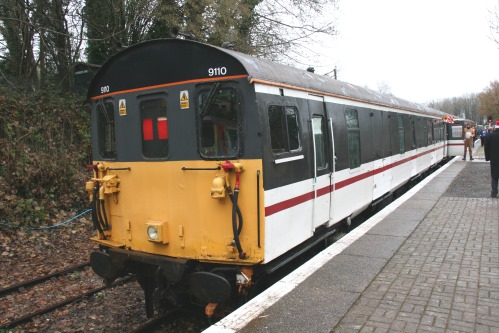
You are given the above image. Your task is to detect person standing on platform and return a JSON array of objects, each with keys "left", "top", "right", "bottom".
[
  {"left": 463, "top": 123, "right": 474, "bottom": 160},
  {"left": 481, "top": 126, "right": 488, "bottom": 146},
  {"left": 484, "top": 120, "right": 499, "bottom": 198}
]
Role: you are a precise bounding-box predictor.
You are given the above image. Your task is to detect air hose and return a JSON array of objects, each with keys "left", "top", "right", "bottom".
[
  {"left": 221, "top": 161, "right": 246, "bottom": 259},
  {"left": 100, "top": 199, "right": 110, "bottom": 230},
  {"left": 91, "top": 183, "right": 110, "bottom": 234},
  {"left": 226, "top": 187, "right": 243, "bottom": 235},
  {"left": 91, "top": 185, "right": 104, "bottom": 234},
  {"left": 232, "top": 189, "right": 245, "bottom": 258},
  {"left": 232, "top": 169, "right": 246, "bottom": 259}
]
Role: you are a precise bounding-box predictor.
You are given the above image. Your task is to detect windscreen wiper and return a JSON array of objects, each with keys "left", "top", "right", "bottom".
[{"left": 200, "top": 82, "right": 221, "bottom": 116}]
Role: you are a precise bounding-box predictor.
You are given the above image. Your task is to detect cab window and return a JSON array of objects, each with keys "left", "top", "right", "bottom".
[
  {"left": 97, "top": 100, "right": 116, "bottom": 159},
  {"left": 198, "top": 83, "right": 240, "bottom": 158}
]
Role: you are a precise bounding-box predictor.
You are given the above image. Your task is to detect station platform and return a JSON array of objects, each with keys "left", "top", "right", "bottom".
[{"left": 205, "top": 145, "right": 499, "bottom": 333}]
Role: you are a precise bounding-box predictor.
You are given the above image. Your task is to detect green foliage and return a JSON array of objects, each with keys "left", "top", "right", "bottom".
[{"left": 0, "top": 88, "right": 91, "bottom": 227}]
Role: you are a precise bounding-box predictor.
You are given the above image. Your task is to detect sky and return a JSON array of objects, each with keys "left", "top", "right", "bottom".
[{"left": 313, "top": 0, "right": 499, "bottom": 104}]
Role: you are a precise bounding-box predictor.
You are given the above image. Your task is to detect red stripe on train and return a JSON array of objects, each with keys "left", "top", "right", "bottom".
[{"left": 265, "top": 145, "right": 444, "bottom": 217}]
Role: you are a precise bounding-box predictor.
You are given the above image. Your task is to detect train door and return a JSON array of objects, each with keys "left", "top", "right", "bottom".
[
  {"left": 443, "top": 122, "right": 448, "bottom": 156},
  {"left": 428, "top": 120, "right": 436, "bottom": 165},
  {"left": 308, "top": 98, "right": 331, "bottom": 230},
  {"left": 410, "top": 119, "right": 418, "bottom": 176},
  {"left": 372, "top": 111, "right": 391, "bottom": 200}
]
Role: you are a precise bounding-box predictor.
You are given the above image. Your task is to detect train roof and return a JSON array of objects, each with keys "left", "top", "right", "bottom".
[
  {"left": 452, "top": 118, "right": 477, "bottom": 125},
  {"left": 88, "top": 39, "right": 448, "bottom": 118}
]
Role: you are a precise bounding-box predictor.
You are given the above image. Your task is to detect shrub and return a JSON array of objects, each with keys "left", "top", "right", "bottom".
[{"left": 0, "top": 88, "right": 91, "bottom": 227}]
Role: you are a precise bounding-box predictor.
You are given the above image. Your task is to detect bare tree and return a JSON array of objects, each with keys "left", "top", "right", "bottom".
[
  {"left": 38, "top": 0, "right": 86, "bottom": 91},
  {"left": 0, "top": 0, "right": 85, "bottom": 91},
  {"left": 0, "top": 0, "right": 38, "bottom": 89},
  {"left": 85, "top": 0, "right": 162, "bottom": 65},
  {"left": 490, "top": 0, "right": 499, "bottom": 47},
  {"left": 428, "top": 94, "right": 481, "bottom": 123},
  {"left": 377, "top": 81, "right": 392, "bottom": 95},
  {"left": 252, "top": 0, "right": 338, "bottom": 65}
]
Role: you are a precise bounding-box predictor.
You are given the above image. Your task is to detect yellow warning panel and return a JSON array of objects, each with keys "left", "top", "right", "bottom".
[
  {"left": 119, "top": 99, "right": 127, "bottom": 116},
  {"left": 180, "top": 90, "right": 189, "bottom": 109}
]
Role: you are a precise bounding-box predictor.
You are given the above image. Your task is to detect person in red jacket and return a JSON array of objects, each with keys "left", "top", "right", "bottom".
[{"left": 484, "top": 120, "right": 499, "bottom": 198}]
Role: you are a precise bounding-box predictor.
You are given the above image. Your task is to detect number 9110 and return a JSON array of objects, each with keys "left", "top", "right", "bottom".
[{"left": 208, "top": 67, "right": 227, "bottom": 77}]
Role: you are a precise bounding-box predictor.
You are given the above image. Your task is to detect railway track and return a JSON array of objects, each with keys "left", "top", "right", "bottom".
[
  {"left": 130, "top": 309, "right": 186, "bottom": 333},
  {"left": 0, "top": 262, "right": 134, "bottom": 330},
  {"left": 0, "top": 261, "right": 90, "bottom": 298}
]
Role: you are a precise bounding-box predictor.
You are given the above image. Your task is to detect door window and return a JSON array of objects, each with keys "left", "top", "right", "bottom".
[
  {"left": 140, "top": 99, "right": 169, "bottom": 158},
  {"left": 312, "top": 117, "right": 326, "bottom": 169},
  {"left": 397, "top": 114, "right": 405, "bottom": 154},
  {"left": 345, "top": 109, "right": 361, "bottom": 169}
]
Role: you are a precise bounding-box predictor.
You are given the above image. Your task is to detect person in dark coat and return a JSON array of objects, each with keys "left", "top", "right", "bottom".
[{"left": 484, "top": 120, "right": 499, "bottom": 198}]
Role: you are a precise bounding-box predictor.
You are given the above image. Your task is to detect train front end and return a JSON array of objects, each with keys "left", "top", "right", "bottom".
[{"left": 85, "top": 39, "right": 264, "bottom": 317}]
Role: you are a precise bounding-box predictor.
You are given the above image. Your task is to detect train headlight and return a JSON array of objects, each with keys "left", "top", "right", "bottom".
[
  {"left": 147, "top": 226, "right": 159, "bottom": 240},
  {"left": 146, "top": 221, "right": 168, "bottom": 244}
]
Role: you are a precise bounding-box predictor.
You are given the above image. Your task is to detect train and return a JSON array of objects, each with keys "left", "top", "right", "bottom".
[{"left": 85, "top": 38, "right": 470, "bottom": 318}]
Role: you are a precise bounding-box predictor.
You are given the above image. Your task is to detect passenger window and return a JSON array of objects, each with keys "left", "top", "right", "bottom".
[
  {"left": 397, "top": 114, "right": 405, "bottom": 154},
  {"left": 268, "top": 105, "right": 301, "bottom": 154},
  {"left": 140, "top": 99, "right": 168, "bottom": 158},
  {"left": 345, "top": 109, "right": 360, "bottom": 169},
  {"left": 198, "top": 84, "right": 239, "bottom": 158},
  {"left": 97, "top": 100, "right": 116, "bottom": 159}
]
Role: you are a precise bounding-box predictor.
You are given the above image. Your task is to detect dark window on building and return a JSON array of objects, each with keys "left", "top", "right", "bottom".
[
  {"left": 397, "top": 114, "right": 405, "bottom": 154},
  {"left": 268, "top": 105, "right": 301, "bottom": 154},
  {"left": 141, "top": 99, "right": 168, "bottom": 158},
  {"left": 198, "top": 84, "right": 239, "bottom": 158},
  {"left": 97, "top": 100, "right": 116, "bottom": 159},
  {"left": 345, "top": 109, "right": 361, "bottom": 168}
]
